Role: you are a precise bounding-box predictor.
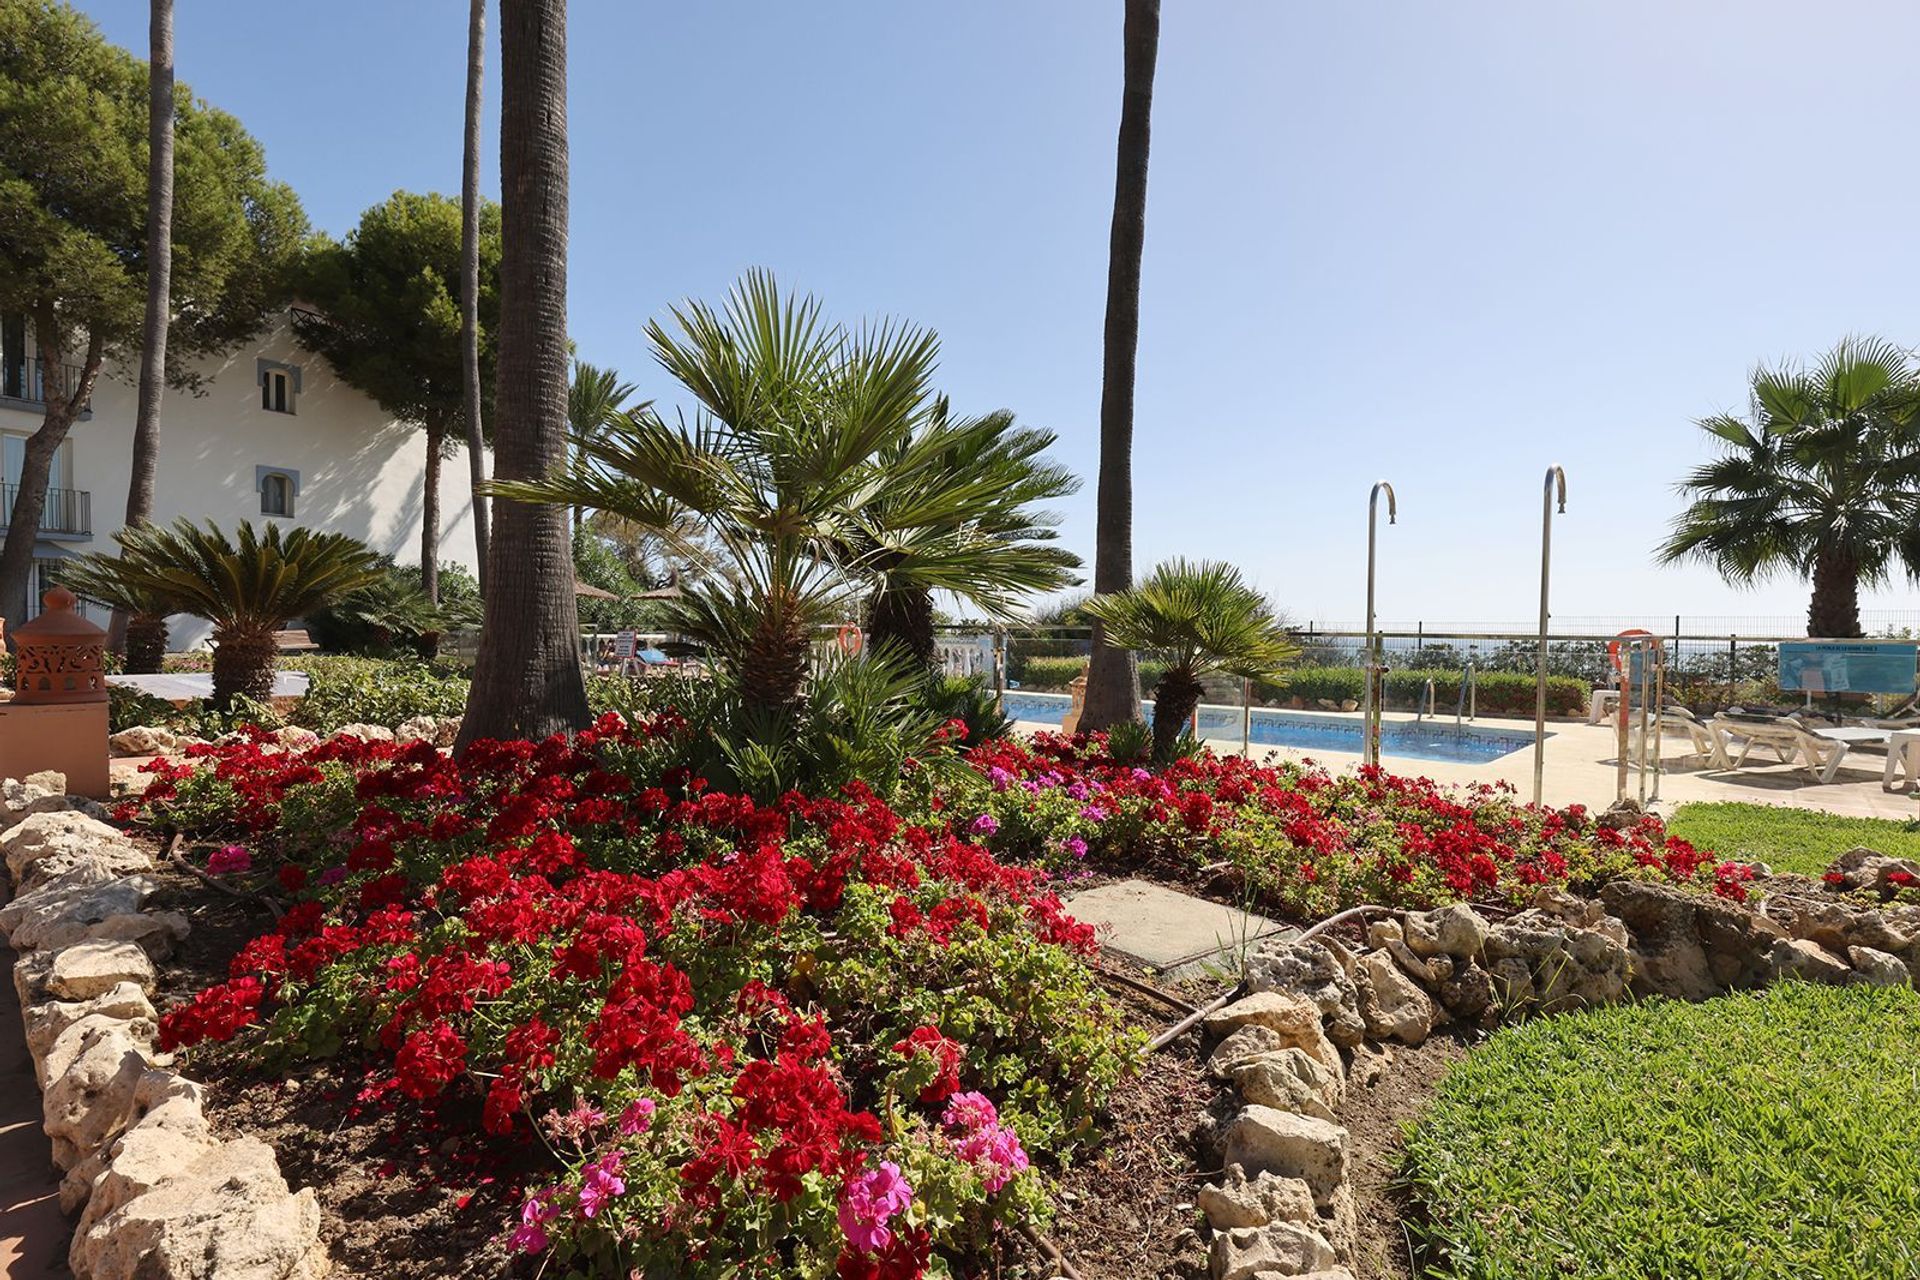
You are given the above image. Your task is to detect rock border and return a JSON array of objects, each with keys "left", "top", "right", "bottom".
[
  {"left": 1193, "top": 828, "right": 1920, "bottom": 1280},
  {"left": 0, "top": 771, "right": 329, "bottom": 1280}
]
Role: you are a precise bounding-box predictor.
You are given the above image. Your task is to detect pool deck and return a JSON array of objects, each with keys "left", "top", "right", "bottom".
[{"left": 1012, "top": 709, "right": 1919, "bottom": 821}]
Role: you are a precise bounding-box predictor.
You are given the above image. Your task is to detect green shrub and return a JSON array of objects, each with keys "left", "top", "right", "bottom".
[
  {"left": 285, "top": 655, "right": 470, "bottom": 733},
  {"left": 1009, "top": 655, "right": 1168, "bottom": 692},
  {"left": 1262, "top": 666, "right": 1587, "bottom": 716},
  {"left": 1405, "top": 983, "right": 1920, "bottom": 1280},
  {"left": 914, "top": 672, "right": 1013, "bottom": 746}
]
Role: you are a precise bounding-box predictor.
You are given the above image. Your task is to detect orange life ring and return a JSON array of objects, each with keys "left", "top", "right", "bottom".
[
  {"left": 837, "top": 625, "right": 864, "bottom": 656},
  {"left": 1608, "top": 628, "right": 1657, "bottom": 676}
]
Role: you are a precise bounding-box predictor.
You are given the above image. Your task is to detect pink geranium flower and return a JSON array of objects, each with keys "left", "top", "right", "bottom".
[{"left": 838, "top": 1161, "right": 913, "bottom": 1254}]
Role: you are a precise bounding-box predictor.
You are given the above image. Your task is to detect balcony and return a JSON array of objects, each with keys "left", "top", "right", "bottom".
[
  {"left": 0, "top": 485, "right": 91, "bottom": 537},
  {"left": 0, "top": 358, "right": 92, "bottom": 414}
]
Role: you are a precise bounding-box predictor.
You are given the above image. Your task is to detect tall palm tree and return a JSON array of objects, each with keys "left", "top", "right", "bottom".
[
  {"left": 567, "top": 359, "right": 637, "bottom": 533},
  {"left": 1081, "top": 558, "right": 1298, "bottom": 763},
  {"left": 460, "top": 0, "right": 490, "bottom": 591},
  {"left": 1658, "top": 337, "right": 1920, "bottom": 638},
  {"left": 1081, "top": 0, "right": 1160, "bottom": 732},
  {"left": 459, "top": 0, "right": 590, "bottom": 746},
  {"left": 70, "top": 521, "right": 384, "bottom": 706},
  {"left": 491, "top": 271, "right": 942, "bottom": 717},
  {"left": 110, "top": 0, "right": 174, "bottom": 656},
  {"left": 854, "top": 402, "right": 1081, "bottom": 668}
]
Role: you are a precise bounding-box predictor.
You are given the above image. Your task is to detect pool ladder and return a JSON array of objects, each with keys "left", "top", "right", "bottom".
[
  {"left": 1456, "top": 663, "right": 1477, "bottom": 725},
  {"left": 1415, "top": 677, "right": 1437, "bottom": 723}
]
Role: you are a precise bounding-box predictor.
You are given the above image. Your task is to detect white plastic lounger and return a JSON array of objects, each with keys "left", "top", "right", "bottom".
[
  {"left": 1629, "top": 707, "right": 1731, "bottom": 769},
  {"left": 1711, "top": 715, "right": 1851, "bottom": 783}
]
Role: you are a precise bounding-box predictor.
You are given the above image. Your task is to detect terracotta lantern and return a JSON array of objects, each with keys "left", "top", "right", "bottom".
[{"left": 12, "top": 585, "right": 108, "bottom": 704}]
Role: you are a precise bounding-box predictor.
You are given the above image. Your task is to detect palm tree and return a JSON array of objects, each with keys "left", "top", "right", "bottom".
[
  {"left": 460, "top": 0, "right": 591, "bottom": 746},
  {"left": 1658, "top": 337, "right": 1920, "bottom": 638},
  {"left": 110, "top": 0, "right": 174, "bottom": 656},
  {"left": 460, "top": 0, "right": 490, "bottom": 592},
  {"left": 1081, "top": 0, "right": 1161, "bottom": 733},
  {"left": 70, "top": 521, "right": 384, "bottom": 706},
  {"left": 1081, "top": 559, "right": 1298, "bottom": 763},
  {"left": 854, "top": 402, "right": 1081, "bottom": 668},
  {"left": 60, "top": 564, "right": 175, "bottom": 675},
  {"left": 491, "top": 271, "right": 942, "bottom": 717},
  {"left": 567, "top": 359, "right": 637, "bottom": 534}
]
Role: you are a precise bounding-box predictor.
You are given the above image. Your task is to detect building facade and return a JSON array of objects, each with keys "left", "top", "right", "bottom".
[{"left": 0, "top": 312, "right": 482, "bottom": 649}]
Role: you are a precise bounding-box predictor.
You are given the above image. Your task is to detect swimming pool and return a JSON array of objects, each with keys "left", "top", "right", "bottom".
[{"left": 999, "top": 691, "right": 1538, "bottom": 766}]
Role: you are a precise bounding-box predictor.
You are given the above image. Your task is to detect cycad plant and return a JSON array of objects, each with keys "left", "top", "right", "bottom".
[
  {"left": 1658, "top": 337, "right": 1920, "bottom": 638},
  {"left": 59, "top": 565, "right": 176, "bottom": 675},
  {"left": 496, "top": 272, "right": 1074, "bottom": 720},
  {"left": 1081, "top": 558, "right": 1299, "bottom": 762},
  {"left": 69, "top": 520, "right": 385, "bottom": 706}
]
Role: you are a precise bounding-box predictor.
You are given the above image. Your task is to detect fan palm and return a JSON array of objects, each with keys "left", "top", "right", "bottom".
[
  {"left": 1658, "top": 337, "right": 1920, "bottom": 638},
  {"left": 852, "top": 400, "right": 1082, "bottom": 668},
  {"left": 568, "top": 359, "right": 638, "bottom": 533},
  {"left": 492, "top": 270, "right": 944, "bottom": 716},
  {"left": 1081, "top": 558, "right": 1299, "bottom": 762},
  {"left": 70, "top": 520, "right": 384, "bottom": 706}
]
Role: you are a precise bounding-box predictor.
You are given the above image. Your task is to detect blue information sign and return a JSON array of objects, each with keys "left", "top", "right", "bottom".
[{"left": 1777, "top": 642, "right": 1918, "bottom": 695}]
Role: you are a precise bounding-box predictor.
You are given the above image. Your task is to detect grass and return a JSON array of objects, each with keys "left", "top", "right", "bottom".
[
  {"left": 1403, "top": 982, "right": 1920, "bottom": 1280},
  {"left": 1665, "top": 800, "right": 1920, "bottom": 877}
]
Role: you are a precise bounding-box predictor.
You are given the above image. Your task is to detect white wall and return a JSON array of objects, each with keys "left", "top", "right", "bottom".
[{"left": 8, "top": 315, "right": 482, "bottom": 649}]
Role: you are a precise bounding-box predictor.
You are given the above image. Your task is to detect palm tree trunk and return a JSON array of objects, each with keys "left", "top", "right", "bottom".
[
  {"left": 0, "top": 313, "right": 104, "bottom": 631},
  {"left": 741, "top": 582, "right": 811, "bottom": 716},
  {"left": 421, "top": 418, "right": 443, "bottom": 603},
  {"left": 460, "top": 0, "right": 490, "bottom": 593},
  {"left": 458, "top": 0, "right": 589, "bottom": 748},
  {"left": 1808, "top": 548, "right": 1863, "bottom": 638},
  {"left": 866, "top": 583, "right": 937, "bottom": 670},
  {"left": 1149, "top": 668, "right": 1202, "bottom": 763},
  {"left": 125, "top": 613, "right": 168, "bottom": 675},
  {"left": 210, "top": 628, "right": 277, "bottom": 709},
  {"left": 110, "top": 0, "right": 175, "bottom": 657},
  {"left": 1080, "top": 0, "right": 1159, "bottom": 733}
]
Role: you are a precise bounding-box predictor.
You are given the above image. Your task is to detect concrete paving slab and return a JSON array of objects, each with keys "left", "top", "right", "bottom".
[{"left": 1065, "top": 879, "right": 1294, "bottom": 979}]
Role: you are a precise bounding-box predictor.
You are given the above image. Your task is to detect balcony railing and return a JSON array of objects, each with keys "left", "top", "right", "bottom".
[
  {"left": 0, "top": 357, "right": 91, "bottom": 410},
  {"left": 0, "top": 485, "right": 91, "bottom": 536}
]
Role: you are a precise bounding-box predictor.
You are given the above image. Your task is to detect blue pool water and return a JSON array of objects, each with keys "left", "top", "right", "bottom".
[{"left": 999, "top": 691, "right": 1537, "bottom": 766}]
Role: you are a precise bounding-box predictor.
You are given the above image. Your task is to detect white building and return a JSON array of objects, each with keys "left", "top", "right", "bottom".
[{"left": 0, "top": 311, "right": 482, "bottom": 649}]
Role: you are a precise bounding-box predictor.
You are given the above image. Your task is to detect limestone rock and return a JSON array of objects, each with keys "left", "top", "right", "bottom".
[
  {"left": 1426, "top": 903, "right": 1491, "bottom": 957},
  {"left": 1209, "top": 1025, "right": 1288, "bottom": 1079},
  {"left": 273, "top": 726, "right": 322, "bottom": 752},
  {"left": 108, "top": 726, "right": 188, "bottom": 758},
  {"left": 49, "top": 939, "right": 158, "bottom": 999},
  {"left": 1435, "top": 959, "right": 1494, "bottom": 1021},
  {"left": 1210, "top": 1221, "right": 1336, "bottom": 1280},
  {"left": 1364, "top": 919, "right": 1403, "bottom": 950},
  {"left": 2, "top": 807, "right": 141, "bottom": 876},
  {"left": 0, "top": 776, "right": 65, "bottom": 828},
  {"left": 1482, "top": 910, "right": 1628, "bottom": 1014},
  {"left": 1826, "top": 847, "right": 1920, "bottom": 897},
  {"left": 63, "top": 1071, "right": 217, "bottom": 1214},
  {"left": 1847, "top": 945, "right": 1910, "bottom": 987},
  {"left": 1356, "top": 948, "right": 1436, "bottom": 1045},
  {"left": 13, "top": 946, "right": 53, "bottom": 1004},
  {"left": 1769, "top": 937, "right": 1851, "bottom": 984},
  {"left": 28, "top": 909, "right": 190, "bottom": 958},
  {"left": 1344, "top": 1041, "right": 1392, "bottom": 1089},
  {"left": 396, "top": 715, "right": 439, "bottom": 744},
  {"left": 331, "top": 722, "right": 394, "bottom": 743},
  {"left": 0, "top": 868, "right": 159, "bottom": 951},
  {"left": 1243, "top": 940, "right": 1364, "bottom": 1047},
  {"left": 1220, "top": 1106, "right": 1347, "bottom": 1205},
  {"left": 1319, "top": 1181, "right": 1358, "bottom": 1265},
  {"left": 1205, "top": 992, "right": 1341, "bottom": 1072},
  {"left": 1384, "top": 937, "right": 1450, "bottom": 987},
  {"left": 1400, "top": 912, "right": 1443, "bottom": 958},
  {"left": 25, "top": 982, "right": 157, "bottom": 1064},
  {"left": 24, "top": 769, "right": 68, "bottom": 793},
  {"left": 1230, "top": 1047, "right": 1342, "bottom": 1119},
  {"left": 1196, "top": 1164, "right": 1317, "bottom": 1230},
  {"left": 44, "top": 1017, "right": 151, "bottom": 1170},
  {"left": 71, "top": 1136, "right": 329, "bottom": 1280}
]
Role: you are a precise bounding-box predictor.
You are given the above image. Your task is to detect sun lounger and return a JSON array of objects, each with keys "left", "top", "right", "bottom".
[
  {"left": 1629, "top": 706, "right": 1731, "bottom": 769},
  {"left": 1711, "top": 714, "right": 1856, "bottom": 783}
]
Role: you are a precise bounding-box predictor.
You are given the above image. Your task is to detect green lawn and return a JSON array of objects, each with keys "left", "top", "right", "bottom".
[
  {"left": 1664, "top": 800, "right": 1920, "bottom": 878},
  {"left": 1404, "top": 983, "right": 1920, "bottom": 1280}
]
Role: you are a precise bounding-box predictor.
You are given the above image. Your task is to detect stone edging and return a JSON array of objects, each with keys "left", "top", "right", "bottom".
[
  {"left": 0, "top": 772, "right": 328, "bottom": 1280},
  {"left": 1194, "top": 838, "right": 1920, "bottom": 1280}
]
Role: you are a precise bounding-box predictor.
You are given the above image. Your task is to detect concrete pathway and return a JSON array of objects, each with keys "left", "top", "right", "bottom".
[
  {"left": 1065, "top": 879, "right": 1293, "bottom": 980},
  {"left": 0, "top": 947, "right": 68, "bottom": 1279}
]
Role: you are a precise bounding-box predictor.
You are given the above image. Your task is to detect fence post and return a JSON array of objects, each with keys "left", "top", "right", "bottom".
[
  {"left": 1242, "top": 677, "right": 1252, "bottom": 758},
  {"left": 1728, "top": 635, "right": 1737, "bottom": 708}
]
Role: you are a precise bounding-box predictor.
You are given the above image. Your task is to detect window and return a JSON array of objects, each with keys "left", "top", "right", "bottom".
[
  {"left": 256, "top": 358, "right": 301, "bottom": 414},
  {"left": 256, "top": 466, "right": 299, "bottom": 518},
  {"left": 262, "top": 369, "right": 291, "bottom": 413}
]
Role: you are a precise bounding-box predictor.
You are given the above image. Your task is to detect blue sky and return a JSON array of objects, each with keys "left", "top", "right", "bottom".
[{"left": 78, "top": 0, "right": 1920, "bottom": 633}]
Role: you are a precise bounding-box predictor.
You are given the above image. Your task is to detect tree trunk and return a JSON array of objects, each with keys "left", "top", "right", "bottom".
[
  {"left": 458, "top": 0, "right": 589, "bottom": 748},
  {"left": 0, "top": 313, "right": 103, "bottom": 631},
  {"left": 460, "top": 0, "right": 490, "bottom": 593},
  {"left": 1149, "top": 668, "right": 1202, "bottom": 763},
  {"left": 111, "top": 0, "right": 175, "bottom": 656},
  {"left": 125, "top": 613, "right": 168, "bottom": 675},
  {"left": 1808, "top": 547, "right": 1862, "bottom": 639},
  {"left": 421, "top": 418, "right": 444, "bottom": 603},
  {"left": 1080, "top": 0, "right": 1159, "bottom": 733},
  {"left": 740, "top": 583, "right": 810, "bottom": 716},
  {"left": 865, "top": 583, "right": 937, "bottom": 670},
  {"left": 210, "top": 628, "right": 277, "bottom": 709}
]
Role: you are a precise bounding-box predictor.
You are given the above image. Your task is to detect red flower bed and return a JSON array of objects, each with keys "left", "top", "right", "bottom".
[{"left": 131, "top": 718, "right": 1136, "bottom": 1278}]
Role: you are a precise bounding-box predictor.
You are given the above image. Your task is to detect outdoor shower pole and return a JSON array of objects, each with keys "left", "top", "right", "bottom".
[
  {"left": 1364, "top": 481, "right": 1397, "bottom": 768},
  {"left": 1534, "top": 465, "right": 1567, "bottom": 805}
]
